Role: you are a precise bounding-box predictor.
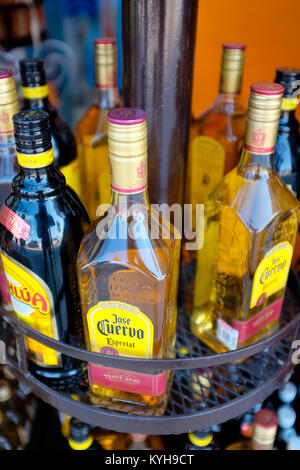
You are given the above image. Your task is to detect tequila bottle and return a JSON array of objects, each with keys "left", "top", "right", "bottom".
[
  {"left": 186, "top": 42, "right": 246, "bottom": 228},
  {"left": 180, "top": 43, "right": 246, "bottom": 313},
  {"left": 191, "top": 83, "right": 299, "bottom": 353},
  {"left": 75, "top": 38, "right": 122, "bottom": 219},
  {"left": 77, "top": 108, "right": 181, "bottom": 415}
]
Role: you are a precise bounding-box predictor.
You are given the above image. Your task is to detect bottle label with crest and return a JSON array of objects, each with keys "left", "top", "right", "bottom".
[
  {"left": 87, "top": 301, "right": 166, "bottom": 396},
  {"left": 0, "top": 251, "right": 61, "bottom": 367}
]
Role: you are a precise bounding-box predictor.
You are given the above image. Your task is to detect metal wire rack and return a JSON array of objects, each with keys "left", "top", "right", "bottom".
[{"left": 0, "top": 272, "right": 299, "bottom": 434}]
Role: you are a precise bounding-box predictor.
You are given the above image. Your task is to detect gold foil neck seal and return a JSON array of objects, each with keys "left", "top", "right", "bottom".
[
  {"left": 0, "top": 72, "right": 18, "bottom": 105},
  {"left": 0, "top": 71, "right": 19, "bottom": 133},
  {"left": 94, "top": 38, "right": 116, "bottom": 88},
  {"left": 107, "top": 108, "right": 148, "bottom": 193},
  {"left": 244, "top": 82, "right": 284, "bottom": 154},
  {"left": 220, "top": 43, "right": 245, "bottom": 93}
]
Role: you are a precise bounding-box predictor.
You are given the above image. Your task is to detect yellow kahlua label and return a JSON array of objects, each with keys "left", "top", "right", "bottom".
[
  {"left": 190, "top": 136, "right": 225, "bottom": 210},
  {"left": 250, "top": 241, "right": 293, "bottom": 308},
  {"left": 281, "top": 98, "right": 298, "bottom": 111},
  {"left": 60, "top": 157, "right": 82, "bottom": 197},
  {"left": 87, "top": 301, "right": 153, "bottom": 358},
  {"left": 0, "top": 252, "right": 61, "bottom": 366}
]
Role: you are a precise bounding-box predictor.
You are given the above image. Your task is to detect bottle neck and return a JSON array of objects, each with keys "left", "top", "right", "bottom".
[
  {"left": 22, "top": 96, "right": 50, "bottom": 110},
  {"left": 97, "top": 86, "right": 120, "bottom": 110},
  {"left": 213, "top": 91, "right": 243, "bottom": 113},
  {"left": 111, "top": 188, "right": 150, "bottom": 212},
  {"left": 279, "top": 108, "right": 299, "bottom": 131},
  {"left": 239, "top": 147, "right": 274, "bottom": 171}
]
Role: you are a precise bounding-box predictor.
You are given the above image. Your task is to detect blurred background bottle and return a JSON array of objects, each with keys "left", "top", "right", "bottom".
[
  {"left": 19, "top": 57, "right": 82, "bottom": 198},
  {"left": 75, "top": 38, "right": 121, "bottom": 219}
]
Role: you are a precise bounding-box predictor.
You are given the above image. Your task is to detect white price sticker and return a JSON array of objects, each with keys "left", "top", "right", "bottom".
[{"left": 217, "top": 319, "right": 239, "bottom": 350}]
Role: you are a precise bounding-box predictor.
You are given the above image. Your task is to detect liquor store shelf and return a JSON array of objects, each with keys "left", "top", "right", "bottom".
[{"left": 1, "top": 274, "right": 300, "bottom": 435}]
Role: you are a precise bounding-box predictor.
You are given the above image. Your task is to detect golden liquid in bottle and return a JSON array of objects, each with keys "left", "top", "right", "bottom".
[
  {"left": 75, "top": 39, "right": 121, "bottom": 220},
  {"left": 77, "top": 109, "right": 181, "bottom": 415},
  {"left": 191, "top": 83, "right": 299, "bottom": 353}
]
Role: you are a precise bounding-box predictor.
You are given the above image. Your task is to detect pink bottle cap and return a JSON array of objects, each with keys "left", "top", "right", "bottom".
[
  {"left": 250, "top": 82, "right": 284, "bottom": 95},
  {"left": 131, "top": 434, "right": 147, "bottom": 441},
  {"left": 108, "top": 108, "right": 147, "bottom": 125},
  {"left": 0, "top": 69, "right": 13, "bottom": 79},
  {"left": 94, "top": 37, "right": 116, "bottom": 45},
  {"left": 223, "top": 42, "right": 246, "bottom": 50},
  {"left": 254, "top": 409, "right": 278, "bottom": 429}
]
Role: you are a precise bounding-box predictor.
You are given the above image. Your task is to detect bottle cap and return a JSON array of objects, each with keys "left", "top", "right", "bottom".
[
  {"left": 252, "top": 409, "right": 278, "bottom": 450},
  {"left": 0, "top": 68, "right": 18, "bottom": 105},
  {"left": 287, "top": 435, "right": 300, "bottom": 450},
  {"left": 275, "top": 67, "right": 300, "bottom": 98},
  {"left": 278, "top": 382, "right": 297, "bottom": 403},
  {"left": 13, "top": 110, "right": 52, "bottom": 154},
  {"left": 94, "top": 37, "right": 116, "bottom": 89},
  {"left": 108, "top": 108, "right": 146, "bottom": 126},
  {"left": 69, "top": 418, "right": 91, "bottom": 442},
  {"left": 0, "top": 379, "right": 13, "bottom": 402},
  {"left": 68, "top": 418, "right": 93, "bottom": 450},
  {"left": 220, "top": 42, "right": 245, "bottom": 93},
  {"left": 188, "top": 429, "right": 213, "bottom": 447},
  {"left": 107, "top": 108, "right": 148, "bottom": 194},
  {"left": 19, "top": 58, "right": 47, "bottom": 87},
  {"left": 244, "top": 82, "right": 283, "bottom": 154},
  {"left": 131, "top": 434, "right": 147, "bottom": 442},
  {"left": 277, "top": 405, "right": 296, "bottom": 429}
]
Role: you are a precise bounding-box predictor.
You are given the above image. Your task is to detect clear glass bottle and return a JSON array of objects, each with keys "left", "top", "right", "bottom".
[
  {"left": 77, "top": 108, "right": 181, "bottom": 416},
  {"left": 186, "top": 42, "right": 246, "bottom": 227},
  {"left": 191, "top": 83, "right": 299, "bottom": 353},
  {"left": 0, "top": 69, "right": 19, "bottom": 312},
  {"left": 75, "top": 38, "right": 122, "bottom": 220},
  {"left": 181, "top": 43, "right": 247, "bottom": 313}
]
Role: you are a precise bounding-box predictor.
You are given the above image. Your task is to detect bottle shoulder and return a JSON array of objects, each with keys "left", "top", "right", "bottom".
[
  {"left": 191, "top": 105, "right": 246, "bottom": 140},
  {"left": 206, "top": 167, "right": 299, "bottom": 232},
  {"left": 75, "top": 104, "right": 104, "bottom": 136},
  {"left": 77, "top": 209, "right": 180, "bottom": 280}
]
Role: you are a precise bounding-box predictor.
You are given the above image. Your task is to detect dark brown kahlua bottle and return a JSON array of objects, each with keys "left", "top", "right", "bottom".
[{"left": 0, "top": 110, "right": 89, "bottom": 384}]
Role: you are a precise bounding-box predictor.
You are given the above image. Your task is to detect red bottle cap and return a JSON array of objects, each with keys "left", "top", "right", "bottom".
[
  {"left": 250, "top": 82, "right": 284, "bottom": 95},
  {"left": 108, "top": 108, "right": 147, "bottom": 125},
  {"left": 223, "top": 42, "right": 246, "bottom": 50},
  {"left": 254, "top": 409, "right": 278, "bottom": 429},
  {"left": 94, "top": 37, "right": 116, "bottom": 45}
]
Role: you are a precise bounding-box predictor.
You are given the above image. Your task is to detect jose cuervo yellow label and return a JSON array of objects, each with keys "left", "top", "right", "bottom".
[{"left": 87, "top": 301, "right": 166, "bottom": 396}]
